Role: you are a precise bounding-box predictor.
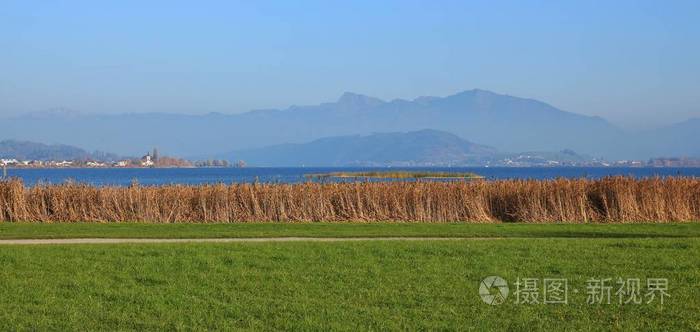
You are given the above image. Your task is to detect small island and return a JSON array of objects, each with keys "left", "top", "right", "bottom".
[{"left": 306, "top": 171, "right": 483, "bottom": 180}]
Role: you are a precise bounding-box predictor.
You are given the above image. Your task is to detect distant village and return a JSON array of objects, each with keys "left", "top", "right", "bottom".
[
  {"left": 0, "top": 148, "right": 245, "bottom": 169},
  {"left": 495, "top": 158, "right": 700, "bottom": 168},
  {"left": 1, "top": 153, "right": 698, "bottom": 169}
]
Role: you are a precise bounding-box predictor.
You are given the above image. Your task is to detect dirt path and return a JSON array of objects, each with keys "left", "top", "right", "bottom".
[{"left": 0, "top": 237, "right": 504, "bottom": 245}]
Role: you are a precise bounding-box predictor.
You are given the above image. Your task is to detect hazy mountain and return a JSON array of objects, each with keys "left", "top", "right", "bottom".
[
  {"left": 0, "top": 89, "right": 693, "bottom": 159},
  {"left": 631, "top": 118, "right": 700, "bottom": 158},
  {"left": 227, "top": 129, "right": 497, "bottom": 166},
  {"left": 0, "top": 140, "right": 121, "bottom": 161}
]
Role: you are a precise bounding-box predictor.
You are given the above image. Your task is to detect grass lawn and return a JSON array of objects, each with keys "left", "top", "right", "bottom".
[
  {"left": 1, "top": 222, "right": 700, "bottom": 239},
  {"left": 0, "top": 223, "right": 698, "bottom": 330}
]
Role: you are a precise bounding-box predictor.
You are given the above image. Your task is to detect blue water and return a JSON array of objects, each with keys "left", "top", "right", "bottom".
[{"left": 3, "top": 167, "right": 699, "bottom": 186}]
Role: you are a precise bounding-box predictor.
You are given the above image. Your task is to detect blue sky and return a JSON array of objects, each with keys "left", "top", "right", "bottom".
[{"left": 1, "top": 0, "right": 698, "bottom": 128}]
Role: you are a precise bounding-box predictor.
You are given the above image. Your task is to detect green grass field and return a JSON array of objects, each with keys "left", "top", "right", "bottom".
[
  {"left": 2, "top": 222, "right": 700, "bottom": 239},
  {"left": 1, "top": 223, "right": 698, "bottom": 330}
]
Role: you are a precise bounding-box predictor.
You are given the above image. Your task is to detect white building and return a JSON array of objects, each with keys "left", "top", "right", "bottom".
[
  {"left": 141, "top": 155, "right": 154, "bottom": 167},
  {"left": 86, "top": 161, "right": 106, "bottom": 167},
  {"left": 0, "top": 159, "right": 19, "bottom": 166}
]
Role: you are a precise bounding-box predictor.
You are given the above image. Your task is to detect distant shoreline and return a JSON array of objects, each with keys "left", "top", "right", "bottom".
[
  {"left": 4, "top": 165, "right": 700, "bottom": 170},
  {"left": 3, "top": 166, "right": 234, "bottom": 170}
]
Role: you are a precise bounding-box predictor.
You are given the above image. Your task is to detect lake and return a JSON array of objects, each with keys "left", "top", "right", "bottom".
[{"left": 3, "top": 167, "right": 699, "bottom": 186}]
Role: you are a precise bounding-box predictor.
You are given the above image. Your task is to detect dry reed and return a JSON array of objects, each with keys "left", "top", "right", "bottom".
[{"left": 0, "top": 177, "right": 698, "bottom": 223}]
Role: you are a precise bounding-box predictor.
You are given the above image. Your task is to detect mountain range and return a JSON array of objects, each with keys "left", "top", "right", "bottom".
[
  {"left": 1, "top": 130, "right": 596, "bottom": 167},
  {"left": 228, "top": 129, "right": 497, "bottom": 166},
  {"left": 0, "top": 140, "right": 120, "bottom": 162},
  {"left": 227, "top": 129, "right": 599, "bottom": 167},
  {"left": 1, "top": 89, "right": 698, "bottom": 160}
]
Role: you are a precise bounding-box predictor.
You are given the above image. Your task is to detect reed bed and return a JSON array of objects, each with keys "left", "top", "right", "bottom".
[
  {"left": 0, "top": 177, "right": 698, "bottom": 223},
  {"left": 306, "top": 171, "right": 483, "bottom": 179}
]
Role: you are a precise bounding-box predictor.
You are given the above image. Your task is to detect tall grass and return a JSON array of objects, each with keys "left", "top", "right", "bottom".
[
  {"left": 0, "top": 177, "right": 698, "bottom": 223},
  {"left": 306, "top": 171, "right": 483, "bottom": 179}
]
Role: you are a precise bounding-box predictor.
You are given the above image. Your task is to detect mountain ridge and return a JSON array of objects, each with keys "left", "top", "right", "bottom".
[
  {"left": 0, "top": 140, "right": 121, "bottom": 162},
  {"left": 227, "top": 129, "right": 498, "bottom": 167},
  {"left": 1, "top": 89, "right": 696, "bottom": 159},
  {"left": 225, "top": 129, "right": 601, "bottom": 167}
]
